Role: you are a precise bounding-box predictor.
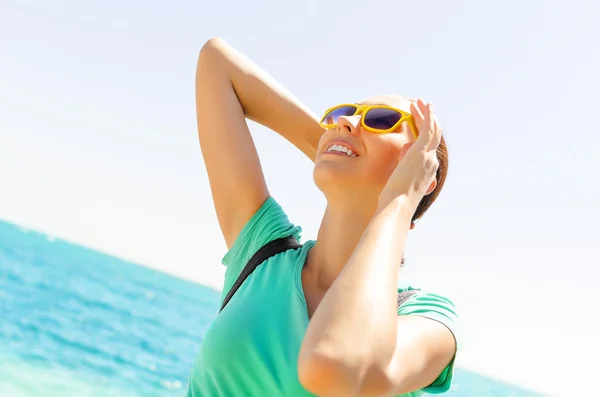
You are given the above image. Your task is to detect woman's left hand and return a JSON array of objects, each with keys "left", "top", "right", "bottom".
[{"left": 379, "top": 99, "right": 443, "bottom": 210}]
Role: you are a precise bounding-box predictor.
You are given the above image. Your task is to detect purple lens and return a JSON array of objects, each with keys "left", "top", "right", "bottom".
[
  {"left": 322, "top": 105, "right": 357, "bottom": 125},
  {"left": 363, "top": 108, "right": 402, "bottom": 130}
]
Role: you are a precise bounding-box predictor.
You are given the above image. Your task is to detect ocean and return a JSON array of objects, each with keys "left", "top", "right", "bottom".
[{"left": 0, "top": 220, "right": 547, "bottom": 397}]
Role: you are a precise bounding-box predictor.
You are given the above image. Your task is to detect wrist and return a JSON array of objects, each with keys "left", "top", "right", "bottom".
[
  {"left": 377, "top": 190, "right": 419, "bottom": 212},
  {"left": 375, "top": 194, "right": 417, "bottom": 221}
]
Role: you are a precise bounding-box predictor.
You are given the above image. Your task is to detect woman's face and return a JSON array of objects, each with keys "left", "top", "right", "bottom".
[{"left": 313, "top": 95, "right": 417, "bottom": 201}]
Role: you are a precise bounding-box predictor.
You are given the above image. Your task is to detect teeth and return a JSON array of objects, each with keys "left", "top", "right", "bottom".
[{"left": 327, "top": 144, "right": 357, "bottom": 157}]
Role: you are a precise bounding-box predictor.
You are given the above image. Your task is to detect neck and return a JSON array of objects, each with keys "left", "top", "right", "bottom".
[{"left": 306, "top": 195, "right": 379, "bottom": 291}]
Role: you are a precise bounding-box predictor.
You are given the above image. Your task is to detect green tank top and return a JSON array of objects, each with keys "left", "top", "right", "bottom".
[{"left": 187, "top": 197, "right": 460, "bottom": 396}]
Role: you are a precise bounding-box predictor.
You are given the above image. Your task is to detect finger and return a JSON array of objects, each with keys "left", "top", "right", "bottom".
[
  {"left": 419, "top": 102, "right": 436, "bottom": 150},
  {"left": 410, "top": 102, "right": 426, "bottom": 145},
  {"left": 417, "top": 98, "right": 427, "bottom": 115},
  {"left": 411, "top": 101, "right": 433, "bottom": 149},
  {"left": 428, "top": 104, "right": 443, "bottom": 151},
  {"left": 410, "top": 101, "right": 424, "bottom": 125}
]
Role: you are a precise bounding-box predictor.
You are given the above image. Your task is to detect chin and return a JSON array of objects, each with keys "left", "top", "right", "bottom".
[
  {"left": 313, "top": 159, "right": 382, "bottom": 202},
  {"left": 314, "top": 158, "right": 356, "bottom": 189}
]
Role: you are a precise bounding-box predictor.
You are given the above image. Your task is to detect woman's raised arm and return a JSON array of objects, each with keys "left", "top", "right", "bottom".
[{"left": 196, "top": 38, "right": 323, "bottom": 248}]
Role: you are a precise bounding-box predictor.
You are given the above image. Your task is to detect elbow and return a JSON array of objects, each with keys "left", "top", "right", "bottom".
[
  {"left": 196, "top": 38, "right": 230, "bottom": 94},
  {"left": 298, "top": 353, "right": 393, "bottom": 397},
  {"left": 298, "top": 353, "right": 359, "bottom": 397},
  {"left": 199, "top": 37, "right": 224, "bottom": 55},
  {"left": 197, "top": 37, "right": 226, "bottom": 69}
]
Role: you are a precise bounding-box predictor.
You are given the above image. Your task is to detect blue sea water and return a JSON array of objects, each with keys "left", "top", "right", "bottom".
[{"left": 0, "top": 220, "right": 547, "bottom": 397}]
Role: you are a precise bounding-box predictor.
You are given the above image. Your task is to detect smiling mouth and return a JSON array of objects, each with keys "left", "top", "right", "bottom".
[{"left": 325, "top": 143, "right": 358, "bottom": 157}]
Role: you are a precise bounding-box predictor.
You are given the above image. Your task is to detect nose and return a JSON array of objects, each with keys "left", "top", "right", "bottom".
[{"left": 336, "top": 114, "right": 361, "bottom": 136}]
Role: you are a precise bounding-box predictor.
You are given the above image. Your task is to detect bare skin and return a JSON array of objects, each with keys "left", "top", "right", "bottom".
[
  {"left": 305, "top": 95, "right": 421, "bottom": 298},
  {"left": 196, "top": 38, "right": 456, "bottom": 397}
]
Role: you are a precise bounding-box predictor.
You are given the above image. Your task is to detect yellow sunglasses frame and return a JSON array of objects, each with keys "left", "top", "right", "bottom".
[{"left": 320, "top": 104, "right": 418, "bottom": 139}]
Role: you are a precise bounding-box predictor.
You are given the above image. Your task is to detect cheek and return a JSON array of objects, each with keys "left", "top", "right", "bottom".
[
  {"left": 361, "top": 146, "right": 401, "bottom": 187},
  {"left": 366, "top": 138, "right": 404, "bottom": 173},
  {"left": 315, "top": 130, "right": 333, "bottom": 154}
]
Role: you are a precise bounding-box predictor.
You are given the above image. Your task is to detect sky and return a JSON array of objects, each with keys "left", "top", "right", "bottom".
[{"left": 1, "top": 1, "right": 599, "bottom": 396}]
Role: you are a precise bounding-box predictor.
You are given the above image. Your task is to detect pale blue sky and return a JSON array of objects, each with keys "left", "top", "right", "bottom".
[{"left": 1, "top": 1, "right": 599, "bottom": 395}]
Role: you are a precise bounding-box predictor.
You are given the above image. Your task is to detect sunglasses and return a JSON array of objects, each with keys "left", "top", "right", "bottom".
[{"left": 320, "top": 104, "right": 418, "bottom": 139}]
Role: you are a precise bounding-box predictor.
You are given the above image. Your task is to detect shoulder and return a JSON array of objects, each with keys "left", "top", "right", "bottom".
[
  {"left": 220, "top": 196, "right": 302, "bottom": 292},
  {"left": 396, "top": 287, "right": 462, "bottom": 394},
  {"left": 396, "top": 287, "right": 461, "bottom": 347},
  {"left": 222, "top": 197, "right": 302, "bottom": 267}
]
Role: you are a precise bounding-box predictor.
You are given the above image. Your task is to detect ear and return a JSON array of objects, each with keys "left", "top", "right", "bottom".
[
  {"left": 425, "top": 178, "right": 437, "bottom": 195},
  {"left": 410, "top": 222, "right": 415, "bottom": 230}
]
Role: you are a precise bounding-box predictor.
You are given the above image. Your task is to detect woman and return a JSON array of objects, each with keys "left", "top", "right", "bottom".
[{"left": 187, "top": 37, "right": 460, "bottom": 397}]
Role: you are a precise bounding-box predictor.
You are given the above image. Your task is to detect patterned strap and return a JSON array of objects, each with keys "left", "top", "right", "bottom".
[{"left": 397, "top": 289, "right": 419, "bottom": 307}]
